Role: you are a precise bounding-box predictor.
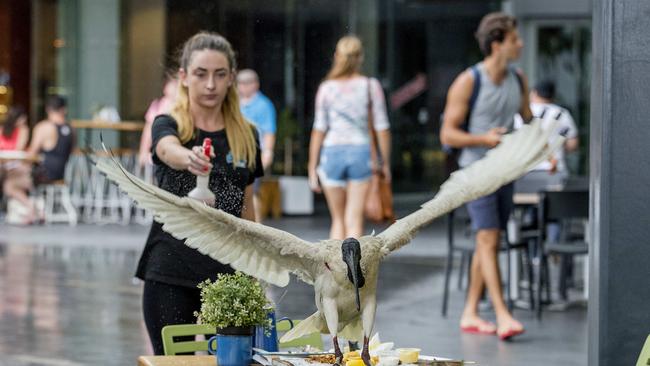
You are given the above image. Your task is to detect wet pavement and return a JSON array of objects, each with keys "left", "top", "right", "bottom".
[{"left": 0, "top": 203, "right": 587, "bottom": 366}]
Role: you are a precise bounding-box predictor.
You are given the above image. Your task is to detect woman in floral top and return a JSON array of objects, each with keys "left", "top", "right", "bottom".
[{"left": 308, "top": 35, "right": 391, "bottom": 239}]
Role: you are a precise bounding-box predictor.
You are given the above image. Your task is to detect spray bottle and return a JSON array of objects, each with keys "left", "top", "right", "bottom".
[{"left": 187, "top": 138, "right": 216, "bottom": 206}]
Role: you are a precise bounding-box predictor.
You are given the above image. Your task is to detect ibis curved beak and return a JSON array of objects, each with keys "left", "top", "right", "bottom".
[{"left": 342, "top": 238, "right": 365, "bottom": 312}]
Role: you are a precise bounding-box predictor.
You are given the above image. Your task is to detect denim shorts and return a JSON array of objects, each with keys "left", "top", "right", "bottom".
[
  {"left": 317, "top": 145, "right": 372, "bottom": 187},
  {"left": 466, "top": 182, "right": 514, "bottom": 231}
]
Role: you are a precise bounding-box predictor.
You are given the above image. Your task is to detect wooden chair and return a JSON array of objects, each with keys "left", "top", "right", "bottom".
[
  {"left": 161, "top": 318, "right": 324, "bottom": 355},
  {"left": 258, "top": 178, "right": 282, "bottom": 220}
]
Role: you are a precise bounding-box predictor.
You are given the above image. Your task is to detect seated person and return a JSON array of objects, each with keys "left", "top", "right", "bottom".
[
  {"left": 515, "top": 79, "right": 579, "bottom": 185},
  {"left": 514, "top": 80, "right": 580, "bottom": 243},
  {"left": 0, "top": 106, "right": 29, "bottom": 151},
  {"left": 1, "top": 106, "right": 36, "bottom": 223},
  {"left": 27, "top": 95, "right": 75, "bottom": 184}
]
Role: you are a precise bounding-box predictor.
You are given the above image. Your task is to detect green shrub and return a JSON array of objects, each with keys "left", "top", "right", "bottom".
[{"left": 195, "top": 272, "right": 273, "bottom": 331}]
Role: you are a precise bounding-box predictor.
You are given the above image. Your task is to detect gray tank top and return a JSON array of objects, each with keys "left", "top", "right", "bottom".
[{"left": 458, "top": 62, "right": 522, "bottom": 167}]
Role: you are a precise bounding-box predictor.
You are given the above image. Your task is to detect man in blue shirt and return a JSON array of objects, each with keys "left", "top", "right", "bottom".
[
  {"left": 237, "top": 69, "right": 276, "bottom": 171},
  {"left": 237, "top": 69, "right": 277, "bottom": 222}
]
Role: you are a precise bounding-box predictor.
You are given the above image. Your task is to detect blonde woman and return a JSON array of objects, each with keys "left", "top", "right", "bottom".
[
  {"left": 308, "top": 35, "right": 391, "bottom": 239},
  {"left": 136, "top": 32, "right": 263, "bottom": 354}
]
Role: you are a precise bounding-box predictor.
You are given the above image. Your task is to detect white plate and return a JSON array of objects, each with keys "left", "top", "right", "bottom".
[
  {"left": 419, "top": 355, "right": 453, "bottom": 362},
  {"left": 253, "top": 348, "right": 334, "bottom": 358}
]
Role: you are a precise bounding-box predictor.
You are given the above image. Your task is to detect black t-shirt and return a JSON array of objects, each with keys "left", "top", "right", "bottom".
[{"left": 135, "top": 114, "right": 264, "bottom": 288}]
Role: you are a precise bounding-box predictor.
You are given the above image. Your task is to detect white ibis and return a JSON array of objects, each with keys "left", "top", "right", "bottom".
[{"left": 94, "top": 118, "right": 561, "bottom": 365}]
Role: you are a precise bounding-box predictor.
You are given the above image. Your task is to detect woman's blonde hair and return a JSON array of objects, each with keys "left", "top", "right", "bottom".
[
  {"left": 326, "top": 35, "right": 364, "bottom": 80},
  {"left": 171, "top": 32, "right": 257, "bottom": 169}
]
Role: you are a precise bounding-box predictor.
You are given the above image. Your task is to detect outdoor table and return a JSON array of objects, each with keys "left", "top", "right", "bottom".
[
  {"left": 137, "top": 355, "right": 215, "bottom": 366},
  {"left": 513, "top": 192, "right": 540, "bottom": 205},
  {"left": 70, "top": 119, "right": 144, "bottom": 150},
  {"left": 71, "top": 119, "right": 145, "bottom": 132},
  {"left": 0, "top": 150, "right": 42, "bottom": 163},
  {"left": 137, "top": 355, "right": 463, "bottom": 366}
]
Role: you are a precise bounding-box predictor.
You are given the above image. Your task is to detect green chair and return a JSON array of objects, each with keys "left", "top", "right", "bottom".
[
  {"left": 276, "top": 318, "right": 324, "bottom": 350},
  {"left": 161, "top": 323, "right": 215, "bottom": 355},
  {"left": 637, "top": 334, "right": 650, "bottom": 366},
  {"left": 161, "top": 319, "right": 324, "bottom": 355}
]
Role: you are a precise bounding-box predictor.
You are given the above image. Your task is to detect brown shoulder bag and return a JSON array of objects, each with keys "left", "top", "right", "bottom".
[{"left": 364, "top": 78, "right": 395, "bottom": 223}]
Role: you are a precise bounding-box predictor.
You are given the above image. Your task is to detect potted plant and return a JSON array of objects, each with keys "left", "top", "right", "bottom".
[{"left": 195, "top": 272, "right": 273, "bottom": 366}]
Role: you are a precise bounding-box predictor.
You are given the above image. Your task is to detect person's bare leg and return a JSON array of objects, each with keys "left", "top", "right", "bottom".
[
  {"left": 323, "top": 185, "right": 346, "bottom": 240},
  {"left": 3, "top": 171, "right": 36, "bottom": 222},
  {"left": 460, "top": 233, "right": 496, "bottom": 333},
  {"left": 474, "top": 229, "right": 523, "bottom": 336},
  {"left": 253, "top": 194, "right": 262, "bottom": 223},
  {"left": 3, "top": 180, "right": 32, "bottom": 208},
  {"left": 343, "top": 180, "right": 370, "bottom": 238}
]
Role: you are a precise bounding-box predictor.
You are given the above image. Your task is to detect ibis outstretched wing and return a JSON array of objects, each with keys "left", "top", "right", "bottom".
[
  {"left": 94, "top": 154, "right": 325, "bottom": 286},
  {"left": 378, "top": 118, "right": 562, "bottom": 253}
]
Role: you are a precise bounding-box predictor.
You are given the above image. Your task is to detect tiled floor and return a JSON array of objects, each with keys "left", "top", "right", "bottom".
[{"left": 0, "top": 213, "right": 587, "bottom": 366}]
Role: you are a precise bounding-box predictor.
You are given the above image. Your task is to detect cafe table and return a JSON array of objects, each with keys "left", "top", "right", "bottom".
[
  {"left": 70, "top": 119, "right": 144, "bottom": 151},
  {"left": 136, "top": 356, "right": 466, "bottom": 366},
  {"left": 137, "top": 355, "right": 215, "bottom": 366},
  {"left": 512, "top": 192, "right": 541, "bottom": 205},
  {"left": 0, "top": 150, "right": 42, "bottom": 163},
  {"left": 70, "top": 119, "right": 145, "bottom": 132}
]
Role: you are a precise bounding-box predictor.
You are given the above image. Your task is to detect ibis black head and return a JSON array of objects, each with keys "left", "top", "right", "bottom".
[{"left": 341, "top": 238, "right": 365, "bottom": 311}]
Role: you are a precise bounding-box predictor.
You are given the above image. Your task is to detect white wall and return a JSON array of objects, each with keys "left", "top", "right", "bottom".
[{"left": 76, "top": 0, "right": 121, "bottom": 119}]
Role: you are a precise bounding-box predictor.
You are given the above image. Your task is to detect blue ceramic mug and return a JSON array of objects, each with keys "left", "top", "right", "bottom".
[
  {"left": 208, "top": 333, "right": 252, "bottom": 366},
  {"left": 253, "top": 312, "right": 294, "bottom": 352}
]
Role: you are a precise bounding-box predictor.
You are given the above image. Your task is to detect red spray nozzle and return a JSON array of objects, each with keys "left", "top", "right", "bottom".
[{"left": 202, "top": 138, "right": 212, "bottom": 158}]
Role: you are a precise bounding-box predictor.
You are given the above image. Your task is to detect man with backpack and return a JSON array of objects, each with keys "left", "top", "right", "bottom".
[{"left": 440, "top": 12, "right": 532, "bottom": 340}]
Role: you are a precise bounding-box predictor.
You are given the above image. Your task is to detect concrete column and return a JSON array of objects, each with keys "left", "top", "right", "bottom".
[
  {"left": 56, "top": 0, "right": 79, "bottom": 118},
  {"left": 57, "top": 0, "right": 121, "bottom": 146},
  {"left": 77, "top": 0, "right": 120, "bottom": 118},
  {"left": 589, "top": 0, "right": 650, "bottom": 365},
  {"left": 354, "top": 0, "right": 379, "bottom": 78}
]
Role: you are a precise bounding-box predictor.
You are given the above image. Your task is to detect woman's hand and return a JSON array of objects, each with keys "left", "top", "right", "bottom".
[
  {"left": 187, "top": 145, "right": 214, "bottom": 176},
  {"left": 548, "top": 157, "right": 558, "bottom": 174},
  {"left": 308, "top": 130, "right": 325, "bottom": 194},
  {"left": 308, "top": 167, "right": 321, "bottom": 193},
  {"left": 138, "top": 152, "right": 152, "bottom": 167}
]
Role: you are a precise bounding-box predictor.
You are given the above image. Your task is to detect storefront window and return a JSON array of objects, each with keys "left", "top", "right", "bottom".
[
  {"left": 536, "top": 23, "right": 591, "bottom": 175},
  {"left": 30, "top": 0, "right": 546, "bottom": 192}
]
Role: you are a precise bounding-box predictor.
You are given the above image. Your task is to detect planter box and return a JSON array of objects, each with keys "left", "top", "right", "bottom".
[{"left": 278, "top": 176, "right": 313, "bottom": 215}]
